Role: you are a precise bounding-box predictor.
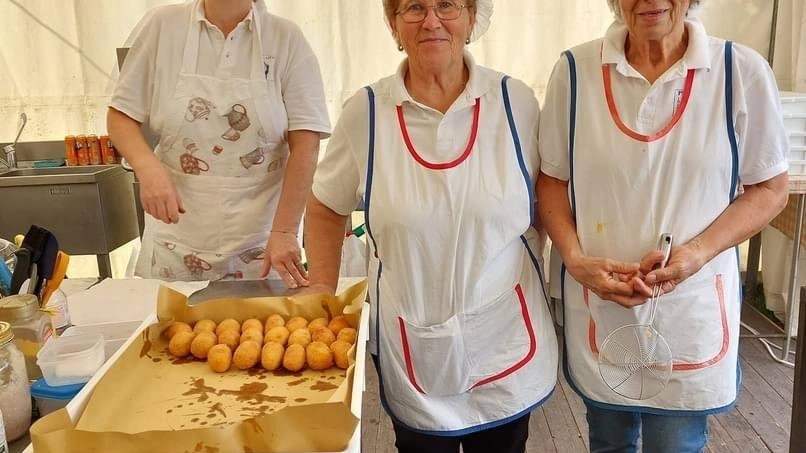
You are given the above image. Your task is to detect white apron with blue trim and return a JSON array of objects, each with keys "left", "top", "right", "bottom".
[
  {"left": 364, "top": 78, "right": 558, "bottom": 434},
  {"left": 562, "top": 41, "right": 742, "bottom": 413},
  {"left": 135, "top": 1, "right": 290, "bottom": 281}
]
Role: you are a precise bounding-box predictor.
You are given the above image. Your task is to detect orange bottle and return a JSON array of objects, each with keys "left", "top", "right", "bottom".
[
  {"left": 87, "top": 134, "right": 102, "bottom": 165},
  {"left": 64, "top": 135, "right": 78, "bottom": 166},
  {"left": 75, "top": 135, "right": 89, "bottom": 166},
  {"left": 100, "top": 135, "right": 116, "bottom": 164}
]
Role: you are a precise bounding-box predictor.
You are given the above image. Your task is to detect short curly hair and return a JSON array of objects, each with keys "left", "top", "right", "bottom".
[{"left": 606, "top": 0, "right": 706, "bottom": 21}]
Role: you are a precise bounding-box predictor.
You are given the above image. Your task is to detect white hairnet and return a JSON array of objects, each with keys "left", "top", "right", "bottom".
[
  {"left": 382, "top": 0, "right": 494, "bottom": 42},
  {"left": 606, "top": 0, "right": 706, "bottom": 20}
]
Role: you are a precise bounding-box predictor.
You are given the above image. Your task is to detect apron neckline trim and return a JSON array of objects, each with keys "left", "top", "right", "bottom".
[{"left": 396, "top": 98, "right": 480, "bottom": 170}]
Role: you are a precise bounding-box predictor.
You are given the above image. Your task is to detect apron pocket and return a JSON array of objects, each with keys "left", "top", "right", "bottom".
[
  {"left": 463, "top": 283, "right": 537, "bottom": 388},
  {"left": 397, "top": 314, "right": 472, "bottom": 396},
  {"left": 653, "top": 274, "right": 729, "bottom": 370}
]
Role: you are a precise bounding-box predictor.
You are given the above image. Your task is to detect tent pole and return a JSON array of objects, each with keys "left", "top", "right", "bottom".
[{"left": 768, "top": 0, "right": 780, "bottom": 65}]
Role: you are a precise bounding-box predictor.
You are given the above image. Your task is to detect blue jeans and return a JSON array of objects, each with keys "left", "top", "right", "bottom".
[{"left": 586, "top": 403, "right": 708, "bottom": 453}]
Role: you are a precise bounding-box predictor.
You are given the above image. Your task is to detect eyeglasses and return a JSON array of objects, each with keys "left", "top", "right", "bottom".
[{"left": 396, "top": 1, "right": 467, "bottom": 23}]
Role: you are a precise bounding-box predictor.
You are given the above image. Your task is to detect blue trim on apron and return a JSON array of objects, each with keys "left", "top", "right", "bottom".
[
  {"left": 366, "top": 79, "right": 552, "bottom": 435},
  {"left": 559, "top": 45, "right": 742, "bottom": 416},
  {"left": 502, "top": 75, "right": 536, "bottom": 224}
]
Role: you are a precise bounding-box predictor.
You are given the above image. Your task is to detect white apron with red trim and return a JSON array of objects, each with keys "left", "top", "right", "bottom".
[
  {"left": 562, "top": 41, "right": 742, "bottom": 413},
  {"left": 365, "top": 81, "right": 557, "bottom": 433},
  {"left": 135, "top": 1, "right": 290, "bottom": 281}
]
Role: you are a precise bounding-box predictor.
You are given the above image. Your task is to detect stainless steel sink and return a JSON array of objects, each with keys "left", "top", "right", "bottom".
[
  {"left": 0, "top": 164, "right": 138, "bottom": 277},
  {"left": 0, "top": 165, "right": 123, "bottom": 186}
]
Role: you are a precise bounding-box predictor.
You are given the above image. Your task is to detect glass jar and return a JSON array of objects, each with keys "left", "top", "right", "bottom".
[
  {"left": 0, "top": 294, "right": 53, "bottom": 379},
  {"left": 0, "top": 321, "right": 32, "bottom": 441}
]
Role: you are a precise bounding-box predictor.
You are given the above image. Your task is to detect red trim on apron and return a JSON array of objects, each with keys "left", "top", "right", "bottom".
[
  {"left": 396, "top": 98, "right": 480, "bottom": 170},
  {"left": 602, "top": 65, "right": 695, "bottom": 143},
  {"left": 470, "top": 284, "right": 537, "bottom": 389},
  {"left": 399, "top": 317, "right": 426, "bottom": 394},
  {"left": 672, "top": 274, "right": 730, "bottom": 371}
]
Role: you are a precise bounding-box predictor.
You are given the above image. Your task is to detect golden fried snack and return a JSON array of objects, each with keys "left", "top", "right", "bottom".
[
  {"left": 306, "top": 341, "right": 334, "bottom": 371},
  {"left": 233, "top": 340, "right": 261, "bottom": 370},
  {"left": 328, "top": 315, "right": 351, "bottom": 335},
  {"left": 192, "top": 319, "right": 217, "bottom": 334},
  {"left": 286, "top": 316, "right": 309, "bottom": 333},
  {"left": 287, "top": 328, "right": 312, "bottom": 347},
  {"left": 168, "top": 330, "right": 195, "bottom": 357},
  {"left": 218, "top": 329, "right": 241, "bottom": 351},
  {"left": 261, "top": 341, "right": 285, "bottom": 371},
  {"left": 207, "top": 344, "right": 233, "bottom": 373},
  {"left": 264, "top": 314, "right": 286, "bottom": 332},
  {"left": 283, "top": 344, "right": 306, "bottom": 372},
  {"left": 336, "top": 327, "right": 358, "bottom": 345},
  {"left": 190, "top": 331, "right": 217, "bottom": 359},
  {"left": 242, "top": 318, "right": 263, "bottom": 333},
  {"left": 216, "top": 318, "right": 241, "bottom": 335},
  {"left": 241, "top": 327, "right": 264, "bottom": 346},
  {"left": 163, "top": 321, "right": 192, "bottom": 340},
  {"left": 264, "top": 326, "right": 290, "bottom": 346},
  {"left": 311, "top": 326, "right": 336, "bottom": 346},
  {"left": 308, "top": 317, "right": 329, "bottom": 331},
  {"left": 330, "top": 340, "right": 351, "bottom": 369}
]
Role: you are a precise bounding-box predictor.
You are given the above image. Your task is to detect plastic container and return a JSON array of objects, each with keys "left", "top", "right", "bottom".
[
  {"left": 37, "top": 333, "right": 104, "bottom": 386},
  {"left": 61, "top": 320, "right": 142, "bottom": 361},
  {"left": 0, "top": 293, "right": 54, "bottom": 380},
  {"left": 30, "top": 378, "right": 85, "bottom": 416}
]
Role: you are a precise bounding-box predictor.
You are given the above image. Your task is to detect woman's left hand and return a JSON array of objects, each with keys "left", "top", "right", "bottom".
[
  {"left": 260, "top": 232, "right": 309, "bottom": 288},
  {"left": 640, "top": 241, "right": 707, "bottom": 295}
]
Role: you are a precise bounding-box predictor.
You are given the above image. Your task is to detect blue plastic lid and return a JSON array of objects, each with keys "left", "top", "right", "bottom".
[{"left": 30, "top": 378, "right": 85, "bottom": 400}]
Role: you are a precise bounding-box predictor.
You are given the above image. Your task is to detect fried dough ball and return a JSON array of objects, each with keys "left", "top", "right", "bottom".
[
  {"left": 264, "top": 326, "right": 290, "bottom": 346},
  {"left": 241, "top": 327, "right": 264, "bottom": 346},
  {"left": 336, "top": 327, "right": 357, "bottom": 345},
  {"left": 164, "top": 321, "right": 192, "bottom": 340},
  {"left": 218, "top": 329, "right": 241, "bottom": 351},
  {"left": 233, "top": 340, "right": 261, "bottom": 370},
  {"left": 190, "top": 331, "right": 217, "bottom": 359},
  {"left": 242, "top": 318, "right": 263, "bottom": 333},
  {"left": 286, "top": 316, "right": 309, "bottom": 333},
  {"left": 168, "top": 330, "right": 195, "bottom": 357},
  {"left": 282, "top": 344, "right": 306, "bottom": 372},
  {"left": 328, "top": 316, "right": 351, "bottom": 335},
  {"left": 306, "top": 341, "right": 334, "bottom": 371},
  {"left": 311, "top": 326, "right": 336, "bottom": 346},
  {"left": 216, "top": 318, "right": 241, "bottom": 335},
  {"left": 308, "top": 317, "right": 329, "bottom": 331},
  {"left": 264, "top": 314, "right": 286, "bottom": 332},
  {"left": 287, "top": 328, "right": 312, "bottom": 347},
  {"left": 261, "top": 342, "right": 285, "bottom": 371},
  {"left": 207, "top": 344, "right": 233, "bottom": 373},
  {"left": 192, "top": 319, "right": 217, "bottom": 334},
  {"left": 330, "top": 340, "right": 352, "bottom": 369}
]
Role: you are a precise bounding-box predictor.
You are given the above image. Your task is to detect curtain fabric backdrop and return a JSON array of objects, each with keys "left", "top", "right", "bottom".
[{"left": 0, "top": 0, "right": 799, "bottom": 143}]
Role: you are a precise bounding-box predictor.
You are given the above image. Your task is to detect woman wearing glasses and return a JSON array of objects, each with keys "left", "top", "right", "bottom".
[
  {"left": 304, "top": 0, "right": 557, "bottom": 451},
  {"left": 538, "top": 0, "right": 788, "bottom": 451}
]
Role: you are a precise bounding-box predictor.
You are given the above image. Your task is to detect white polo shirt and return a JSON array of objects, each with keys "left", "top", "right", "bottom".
[
  {"left": 540, "top": 18, "right": 788, "bottom": 186},
  {"left": 111, "top": 0, "right": 330, "bottom": 138},
  {"left": 313, "top": 52, "right": 540, "bottom": 215}
]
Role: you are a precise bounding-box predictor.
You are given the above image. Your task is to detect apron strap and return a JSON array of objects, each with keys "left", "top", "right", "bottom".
[
  {"left": 562, "top": 50, "right": 579, "bottom": 220},
  {"left": 723, "top": 41, "right": 740, "bottom": 203},
  {"left": 501, "top": 75, "right": 536, "bottom": 225}
]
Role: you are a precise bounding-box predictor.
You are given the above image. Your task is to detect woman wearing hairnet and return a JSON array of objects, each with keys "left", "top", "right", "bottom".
[
  {"left": 304, "top": 0, "right": 557, "bottom": 451},
  {"left": 538, "top": 0, "right": 788, "bottom": 451},
  {"left": 108, "top": 0, "right": 329, "bottom": 285}
]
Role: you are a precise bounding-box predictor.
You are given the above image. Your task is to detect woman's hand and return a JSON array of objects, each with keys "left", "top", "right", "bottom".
[
  {"left": 296, "top": 282, "right": 337, "bottom": 297},
  {"left": 137, "top": 160, "right": 185, "bottom": 224},
  {"left": 260, "top": 231, "right": 308, "bottom": 288},
  {"left": 566, "top": 255, "right": 652, "bottom": 308},
  {"left": 641, "top": 240, "right": 708, "bottom": 295}
]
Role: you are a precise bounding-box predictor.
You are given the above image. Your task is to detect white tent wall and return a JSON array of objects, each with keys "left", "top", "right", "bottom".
[{"left": 0, "top": 0, "right": 799, "bottom": 144}]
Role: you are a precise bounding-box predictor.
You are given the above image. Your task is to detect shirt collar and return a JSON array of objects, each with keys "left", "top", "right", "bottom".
[
  {"left": 389, "top": 50, "right": 490, "bottom": 109},
  {"left": 602, "top": 17, "right": 711, "bottom": 78},
  {"left": 194, "top": 0, "right": 254, "bottom": 32}
]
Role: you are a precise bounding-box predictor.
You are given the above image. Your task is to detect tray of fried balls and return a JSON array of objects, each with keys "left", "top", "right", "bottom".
[{"left": 163, "top": 314, "right": 357, "bottom": 373}]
